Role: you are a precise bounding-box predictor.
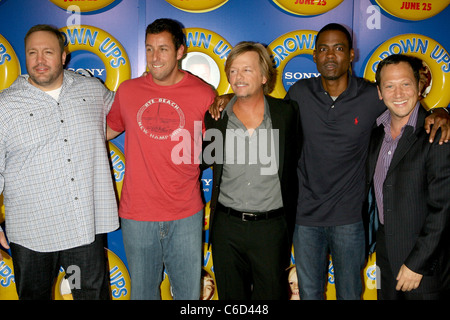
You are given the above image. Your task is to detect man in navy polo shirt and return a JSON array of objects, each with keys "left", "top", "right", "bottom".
[{"left": 287, "top": 23, "right": 449, "bottom": 300}]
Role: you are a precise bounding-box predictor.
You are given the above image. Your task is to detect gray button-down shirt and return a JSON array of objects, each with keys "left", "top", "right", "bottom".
[
  {"left": 0, "top": 70, "right": 119, "bottom": 252},
  {"left": 218, "top": 96, "right": 283, "bottom": 212}
]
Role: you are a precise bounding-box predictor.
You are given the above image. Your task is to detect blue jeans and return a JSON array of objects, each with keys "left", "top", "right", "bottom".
[
  {"left": 121, "top": 209, "right": 203, "bottom": 300},
  {"left": 293, "top": 221, "right": 365, "bottom": 300}
]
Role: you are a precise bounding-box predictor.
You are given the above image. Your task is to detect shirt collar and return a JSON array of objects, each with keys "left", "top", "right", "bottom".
[
  {"left": 18, "top": 69, "right": 71, "bottom": 92},
  {"left": 376, "top": 101, "right": 421, "bottom": 132},
  {"left": 222, "top": 95, "right": 271, "bottom": 120},
  {"left": 315, "top": 71, "right": 359, "bottom": 99}
]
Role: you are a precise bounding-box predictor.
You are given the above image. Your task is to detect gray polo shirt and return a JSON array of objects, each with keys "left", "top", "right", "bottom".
[{"left": 218, "top": 96, "right": 283, "bottom": 212}]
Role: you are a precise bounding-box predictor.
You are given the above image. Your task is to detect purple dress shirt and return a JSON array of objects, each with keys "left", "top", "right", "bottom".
[{"left": 373, "top": 103, "right": 420, "bottom": 224}]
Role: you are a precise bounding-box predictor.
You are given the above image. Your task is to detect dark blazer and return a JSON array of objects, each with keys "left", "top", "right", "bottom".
[
  {"left": 366, "top": 106, "right": 450, "bottom": 293},
  {"left": 203, "top": 95, "right": 302, "bottom": 245}
]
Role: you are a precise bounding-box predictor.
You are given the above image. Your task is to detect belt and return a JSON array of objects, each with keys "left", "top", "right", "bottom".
[{"left": 216, "top": 203, "right": 284, "bottom": 221}]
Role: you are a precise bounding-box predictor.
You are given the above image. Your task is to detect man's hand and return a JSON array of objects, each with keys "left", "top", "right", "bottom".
[
  {"left": 425, "top": 108, "right": 450, "bottom": 144},
  {"left": 396, "top": 264, "right": 423, "bottom": 292},
  {"left": 0, "top": 231, "right": 10, "bottom": 261},
  {"left": 208, "top": 94, "right": 233, "bottom": 120}
]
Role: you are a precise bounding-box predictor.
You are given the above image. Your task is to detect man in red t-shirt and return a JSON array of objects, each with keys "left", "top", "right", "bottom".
[{"left": 107, "top": 18, "right": 216, "bottom": 300}]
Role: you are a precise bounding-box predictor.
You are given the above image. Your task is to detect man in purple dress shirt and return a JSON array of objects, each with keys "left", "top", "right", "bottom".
[{"left": 367, "top": 54, "right": 450, "bottom": 300}]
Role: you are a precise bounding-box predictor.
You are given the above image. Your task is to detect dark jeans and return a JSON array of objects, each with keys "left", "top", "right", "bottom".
[
  {"left": 293, "top": 221, "right": 366, "bottom": 300},
  {"left": 10, "top": 234, "right": 110, "bottom": 300}
]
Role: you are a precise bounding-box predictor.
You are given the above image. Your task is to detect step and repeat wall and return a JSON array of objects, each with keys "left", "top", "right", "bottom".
[{"left": 0, "top": 0, "right": 449, "bottom": 300}]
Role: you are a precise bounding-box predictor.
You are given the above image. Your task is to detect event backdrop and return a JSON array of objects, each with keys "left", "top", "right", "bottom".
[{"left": 0, "top": 0, "right": 449, "bottom": 300}]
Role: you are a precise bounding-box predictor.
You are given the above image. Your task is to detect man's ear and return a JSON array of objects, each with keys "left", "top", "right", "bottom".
[
  {"left": 177, "top": 44, "right": 185, "bottom": 61},
  {"left": 377, "top": 86, "right": 383, "bottom": 101},
  {"left": 62, "top": 51, "right": 67, "bottom": 66}
]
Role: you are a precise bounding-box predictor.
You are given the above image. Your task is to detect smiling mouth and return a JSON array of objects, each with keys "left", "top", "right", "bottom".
[
  {"left": 34, "top": 66, "right": 49, "bottom": 73},
  {"left": 393, "top": 100, "right": 408, "bottom": 105}
]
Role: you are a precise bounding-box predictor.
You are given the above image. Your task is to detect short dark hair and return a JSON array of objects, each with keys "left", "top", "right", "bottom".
[
  {"left": 375, "top": 54, "right": 422, "bottom": 86},
  {"left": 145, "top": 18, "right": 185, "bottom": 50},
  {"left": 25, "top": 24, "right": 65, "bottom": 54},
  {"left": 316, "top": 23, "right": 353, "bottom": 50}
]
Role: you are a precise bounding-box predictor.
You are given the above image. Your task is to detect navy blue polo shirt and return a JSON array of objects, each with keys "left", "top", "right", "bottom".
[{"left": 286, "top": 74, "right": 386, "bottom": 226}]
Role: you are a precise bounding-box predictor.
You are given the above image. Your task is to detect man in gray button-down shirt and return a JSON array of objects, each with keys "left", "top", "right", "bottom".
[{"left": 203, "top": 41, "right": 301, "bottom": 299}]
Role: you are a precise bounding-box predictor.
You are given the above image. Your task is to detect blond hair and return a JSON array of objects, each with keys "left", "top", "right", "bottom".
[{"left": 225, "top": 41, "right": 276, "bottom": 94}]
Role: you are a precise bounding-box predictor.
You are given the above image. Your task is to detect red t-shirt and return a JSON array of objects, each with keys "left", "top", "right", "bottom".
[{"left": 107, "top": 71, "right": 216, "bottom": 221}]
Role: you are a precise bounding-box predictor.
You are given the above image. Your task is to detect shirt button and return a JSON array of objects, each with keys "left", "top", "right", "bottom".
[
  {"left": 61, "top": 120, "right": 64, "bottom": 123},
  {"left": 331, "top": 105, "right": 335, "bottom": 109}
]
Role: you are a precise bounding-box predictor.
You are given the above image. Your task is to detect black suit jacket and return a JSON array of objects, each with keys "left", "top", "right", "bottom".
[
  {"left": 366, "top": 106, "right": 450, "bottom": 293},
  {"left": 203, "top": 95, "right": 302, "bottom": 245}
]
